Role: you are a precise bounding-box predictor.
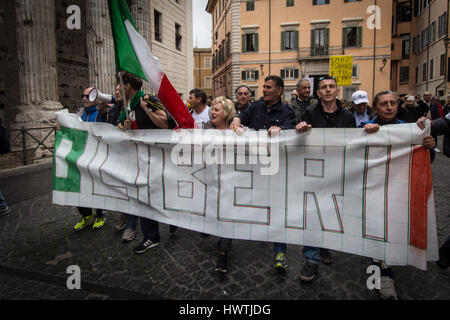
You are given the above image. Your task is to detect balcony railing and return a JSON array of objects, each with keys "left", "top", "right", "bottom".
[{"left": 297, "top": 47, "right": 345, "bottom": 60}]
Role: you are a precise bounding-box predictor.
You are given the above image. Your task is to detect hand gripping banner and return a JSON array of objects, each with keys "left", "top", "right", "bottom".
[{"left": 53, "top": 113, "right": 439, "bottom": 270}]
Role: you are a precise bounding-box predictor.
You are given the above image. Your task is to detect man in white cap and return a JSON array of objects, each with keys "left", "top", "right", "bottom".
[
  {"left": 350, "top": 90, "right": 372, "bottom": 127},
  {"left": 398, "top": 94, "right": 426, "bottom": 123}
]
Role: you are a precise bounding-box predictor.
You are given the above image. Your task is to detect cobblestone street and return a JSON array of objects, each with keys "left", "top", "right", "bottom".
[{"left": 0, "top": 148, "right": 449, "bottom": 300}]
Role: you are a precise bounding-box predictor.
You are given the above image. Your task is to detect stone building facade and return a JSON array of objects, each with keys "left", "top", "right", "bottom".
[
  {"left": 0, "top": 0, "right": 193, "bottom": 130},
  {"left": 193, "top": 48, "right": 213, "bottom": 102},
  {"left": 207, "top": 0, "right": 392, "bottom": 103}
]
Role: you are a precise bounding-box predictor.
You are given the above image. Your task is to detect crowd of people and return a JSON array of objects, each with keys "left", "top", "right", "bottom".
[{"left": 60, "top": 71, "right": 449, "bottom": 300}]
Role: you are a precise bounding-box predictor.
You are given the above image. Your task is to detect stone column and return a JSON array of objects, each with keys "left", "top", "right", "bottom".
[
  {"left": 14, "top": 0, "right": 63, "bottom": 126},
  {"left": 129, "top": 0, "right": 152, "bottom": 93},
  {"left": 14, "top": 0, "right": 63, "bottom": 163},
  {"left": 86, "top": 0, "right": 116, "bottom": 94}
]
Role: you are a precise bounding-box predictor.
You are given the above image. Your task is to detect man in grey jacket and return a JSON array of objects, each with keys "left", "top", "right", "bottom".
[{"left": 289, "top": 78, "right": 317, "bottom": 123}]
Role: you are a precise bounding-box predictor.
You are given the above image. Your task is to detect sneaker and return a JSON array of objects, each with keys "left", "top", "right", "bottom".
[
  {"left": 134, "top": 238, "right": 159, "bottom": 254},
  {"left": 299, "top": 261, "right": 319, "bottom": 282},
  {"left": 273, "top": 252, "right": 288, "bottom": 270},
  {"left": 320, "top": 248, "right": 333, "bottom": 265},
  {"left": 122, "top": 228, "right": 137, "bottom": 242},
  {"left": 114, "top": 214, "right": 127, "bottom": 232},
  {"left": 379, "top": 276, "right": 398, "bottom": 300},
  {"left": 215, "top": 254, "right": 228, "bottom": 273},
  {"left": 169, "top": 225, "right": 178, "bottom": 234},
  {"left": 92, "top": 217, "right": 106, "bottom": 230},
  {"left": 434, "top": 147, "right": 441, "bottom": 153},
  {"left": 74, "top": 214, "right": 95, "bottom": 231},
  {"left": 0, "top": 206, "right": 12, "bottom": 217}
]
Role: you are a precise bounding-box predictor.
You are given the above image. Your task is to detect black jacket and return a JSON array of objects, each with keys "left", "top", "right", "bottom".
[
  {"left": 238, "top": 98, "right": 296, "bottom": 130},
  {"left": 0, "top": 124, "right": 10, "bottom": 154},
  {"left": 301, "top": 99, "right": 356, "bottom": 128},
  {"left": 398, "top": 100, "right": 429, "bottom": 123},
  {"left": 235, "top": 102, "right": 250, "bottom": 116},
  {"left": 431, "top": 117, "right": 450, "bottom": 157}
]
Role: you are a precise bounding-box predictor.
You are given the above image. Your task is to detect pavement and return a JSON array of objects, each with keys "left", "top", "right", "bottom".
[{"left": 0, "top": 147, "right": 449, "bottom": 301}]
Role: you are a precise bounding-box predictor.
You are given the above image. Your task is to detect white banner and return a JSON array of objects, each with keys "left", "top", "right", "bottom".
[{"left": 53, "top": 113, "right": 439, "bottom": 270}]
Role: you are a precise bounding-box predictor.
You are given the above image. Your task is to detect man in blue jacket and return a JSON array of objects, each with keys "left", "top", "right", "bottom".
[{"left": 73, "top": 87, "right": 106, "bottom": 231}]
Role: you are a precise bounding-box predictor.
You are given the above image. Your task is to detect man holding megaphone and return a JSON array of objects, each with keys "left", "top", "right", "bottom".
[{"left": 73, "top": 87, "right": 106, "bottom": 231}]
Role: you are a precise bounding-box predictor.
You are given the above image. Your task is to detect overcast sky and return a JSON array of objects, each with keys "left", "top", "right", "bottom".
[{"left": 192, "top": 0, "right": 212, "bottom": 48}]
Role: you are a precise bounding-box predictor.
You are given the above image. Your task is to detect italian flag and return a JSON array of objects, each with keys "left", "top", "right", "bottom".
[{"left": 108, "top": 0, "right": 195, "bottom": 129}]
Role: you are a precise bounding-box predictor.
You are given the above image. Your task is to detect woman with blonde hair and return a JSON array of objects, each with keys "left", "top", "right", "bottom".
[
  {"left": 204, "top": 96, "right": 236, "bottom": 129},
  {"left": 204, "top": 96, "right": 236, "bottom": 273}
]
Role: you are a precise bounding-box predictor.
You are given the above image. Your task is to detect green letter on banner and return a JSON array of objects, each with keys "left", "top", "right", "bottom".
[{"left": 53, "top": 127, "right": 88, "bottom": 192}]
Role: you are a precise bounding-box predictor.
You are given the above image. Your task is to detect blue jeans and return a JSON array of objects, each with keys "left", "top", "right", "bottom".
[
  {"left": 0, "top": 191, "right": 7, "bottom": 209},
  {"left": 140, "top": 217, "right": 160, "bottom": 242},
  {"left": 303, "top": 246, "right": 320, "bottom": 264},
  {"left": 126, "top": 214, "right": 138, "bottom": 230},
  {"left": 273, "top": 242, "right": 286, "bottom": 254}
]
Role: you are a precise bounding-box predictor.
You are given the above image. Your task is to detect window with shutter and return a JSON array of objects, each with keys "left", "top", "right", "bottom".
[
  {"left": 324, "top": 28, "right": 329, "bottom": 55},
  {"left": 313, "top": 0, "right": 329, "bottom": 5},
  {"left": 440, "top": 54, "right": 446, "bottom": 76},
  {"left": 311, "top": 28, "right": 327, "bottom": 56},
  {"left": 246, "top": 0, "right": 254, "bottom": 11},
  {"left": 282, "top": 31, "right": 296, "bottom": 50},
  {"left": 430, "top": 59, "right": 434, "bottom": 79}
]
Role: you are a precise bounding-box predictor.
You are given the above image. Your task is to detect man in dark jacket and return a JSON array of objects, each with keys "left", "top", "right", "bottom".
[
  {"left": 230, "top": 75, "right": 296, "bottom": 270},
  {"left": 230, "top": 75, "right": 296, "bottom": 134},
  {"left": 296, "top": 75, "right": 356, "bottom": 282},
  {"left": 0, "top": 118, "right": 10, "bottom": 154},
  {"left": 234, "top": 84, "right": 252, "bottom": 116},
  {"left": 73, "top": 87, "right": 106, "bottom": 232},
  {"left": 289, "top": 78, "right": 317, "bottom": 124}
]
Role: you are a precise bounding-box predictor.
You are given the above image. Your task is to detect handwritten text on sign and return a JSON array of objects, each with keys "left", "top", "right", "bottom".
[{"left": 329, "top": 55, "right": 353, "bottom": 86}]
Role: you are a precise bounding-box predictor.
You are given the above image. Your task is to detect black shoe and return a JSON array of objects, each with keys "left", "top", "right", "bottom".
[
  {"left": 0, "top": 206, "right": 12, "bottom": 217},
  {"left": 215, "top": 254, "right": 228, "bottom": 273},
  {"left": 133, "top": 238, "right": 159, "bottom": 254},
  {"left": 320, "top": 248, "right": 333, "bottom": 265},
  {"left": 200, "top": 233, "right": 209, "bottom": 238},
  {"left": 169, "top": 225, "right": 178, "bottom": 234},
  {"left": 299, "top": 261, "right": 318, "bottom": 282}
]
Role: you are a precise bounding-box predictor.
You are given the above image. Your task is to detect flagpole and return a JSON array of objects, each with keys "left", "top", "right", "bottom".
[{"left": 118, "top": 71, "right": 129, "bottom": 120}]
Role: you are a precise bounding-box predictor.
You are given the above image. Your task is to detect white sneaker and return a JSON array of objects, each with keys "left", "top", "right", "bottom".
[
  {"left": 122, "top": 228, "right": 137, "bottom": 242},
  {"left": 379, "top": 276, "right": 398, "bottom": 300},
  {"left": 115, "top": 213, "right": 127, "bottom": 232},
  {"left": 434, "top": 147, "right": 441, "bottom": 153}
]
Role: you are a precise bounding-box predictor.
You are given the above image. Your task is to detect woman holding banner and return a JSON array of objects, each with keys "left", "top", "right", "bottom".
[{"left": 204, "top": 96, "right": 237, "bottom": 273}]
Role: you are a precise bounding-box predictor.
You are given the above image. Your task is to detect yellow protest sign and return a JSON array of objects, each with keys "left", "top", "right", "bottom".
[{"left": 329, "top": 55, "right": 353, "bottom": 86}]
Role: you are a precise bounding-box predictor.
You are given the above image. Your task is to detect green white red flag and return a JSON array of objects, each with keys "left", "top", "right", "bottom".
[{"left": 108, "top": 0, "right": 195, "bottom": 129}]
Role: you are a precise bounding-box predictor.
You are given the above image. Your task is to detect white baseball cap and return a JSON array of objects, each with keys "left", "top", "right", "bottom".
[{"left": 351, "top": 90, "right": 369, "bottom": 105}]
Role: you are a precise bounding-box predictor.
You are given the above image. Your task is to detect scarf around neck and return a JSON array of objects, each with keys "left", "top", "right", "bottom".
[{"left": 119, "top": 90, "right": 145, "bottom": 125}]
